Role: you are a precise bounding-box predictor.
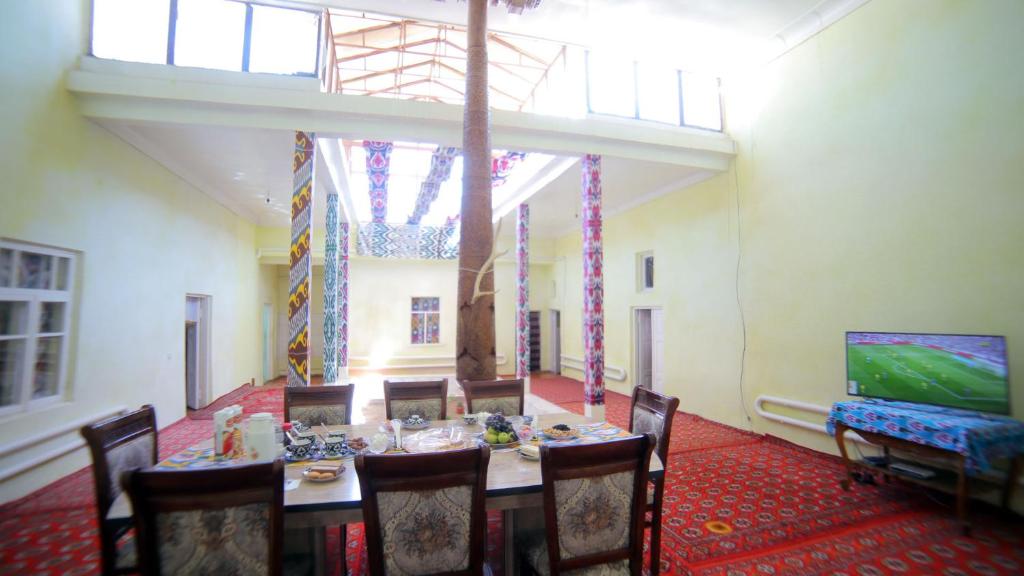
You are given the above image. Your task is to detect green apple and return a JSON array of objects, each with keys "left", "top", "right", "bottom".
[
  {"left": 497, "top": 432, "right": 511, "bottom": 444},
  {"left": 484, "top": 431, "right": 499, "bottom": 444}
]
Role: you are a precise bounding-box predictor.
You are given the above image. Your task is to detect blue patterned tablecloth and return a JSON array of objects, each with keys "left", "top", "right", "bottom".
[{"left": 826, "top": 400, "right": 1024, "bottom": 474}]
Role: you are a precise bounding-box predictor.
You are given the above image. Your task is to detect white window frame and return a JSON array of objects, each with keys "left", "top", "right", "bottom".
[
  {"left": 0, "top": 240, "right": 76, "bottom": 417},
  {"left": 636, "top": 251, "right": 654, "bottom": 292},
  {"left": 410, "top": 296, "right": 441, "bottom": 346}
]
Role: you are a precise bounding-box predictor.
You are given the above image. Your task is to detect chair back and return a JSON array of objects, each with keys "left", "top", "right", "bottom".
[
  {"left": 539, "top": 435, "right": 654, "bottom": 576},
  {"left": 80, "top": 405, "right": 158, "bottom": 573},
  {"left": 384, "top": 378, "right": 448, "bottom": 421},
  {"left": 355, "top": 446, "right": 490, "bottom": 576},
  {"left": 461, "top": 378, "right": 524, "bottom": 416},
  {"left": 122, "top": 460, "right": 284, "bottom": 576},
  {"left": 285, "top": 384, "right": 354, "bottom": 427},
  {"left": 629, "top": 387, "right": 680, "bottom": 468}
]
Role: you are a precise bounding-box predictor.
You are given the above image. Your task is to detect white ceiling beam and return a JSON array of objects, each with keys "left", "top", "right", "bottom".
[{"left": 69, "top": 57, "right": 735, "bottom": 171}]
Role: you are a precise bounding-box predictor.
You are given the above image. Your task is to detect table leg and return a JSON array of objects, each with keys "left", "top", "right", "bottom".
[
  {"left": 956, "top": 455, "right": 970, "bottom": 536},
  {"left": 882, "top": 446, "right": 892, "bottom": 483},
  {"left": 504, "top": 509, "right": 517, "bottom": 575},
  {"left": 1001, "top": 456, "right": 1022, "bottom": 510},
  {"left": 834, "top": 422, "right": 855, "bottom": 491},
  {"left": 313, "top": 526, "right": 327, "bottom": 576}
]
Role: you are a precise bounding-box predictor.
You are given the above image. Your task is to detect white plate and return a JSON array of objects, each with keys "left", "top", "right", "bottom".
[
  {"left": 517, "top": 447, "right": 540, "bottom": 461},
  {"left": 303, "top": 467, "right": 342, "bottom": 483}
]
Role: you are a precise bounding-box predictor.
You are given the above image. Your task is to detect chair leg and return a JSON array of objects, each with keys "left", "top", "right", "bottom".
[
  {"left": 650, "top": 493, "right": 663, "bottom": 576},
  {"left": 340, "top": 524, "right": 348, "bottom": 575}
]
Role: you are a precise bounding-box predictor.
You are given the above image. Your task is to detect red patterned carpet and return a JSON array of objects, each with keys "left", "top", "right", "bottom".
[{"left": 2, "top": 375, "right": 1022, "bottom": 575}]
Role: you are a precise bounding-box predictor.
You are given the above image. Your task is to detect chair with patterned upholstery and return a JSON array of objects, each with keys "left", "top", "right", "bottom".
[
  {"left": 461, "top": 378, "right": 524, "bottom": 417},
  {"left": 384, "top": 378, "right": 449, "bottom": 421},
  {"left": 629, "top": 388, "right": 679, "bottom": 576},
  {"left": 285, "top": 384, "right": 354, "bottom": 428},
  {"left": 517, "top": 434, "right": 655, "bottom": 576},
  {"left": 122, "top": 459, "right": 284, "bottom": 576},
  {"left": 80, "top": 405, "right": 159, "bottom": 576},
  {"left": 355, "top": 446, "right": 491, "bottom": 576}
]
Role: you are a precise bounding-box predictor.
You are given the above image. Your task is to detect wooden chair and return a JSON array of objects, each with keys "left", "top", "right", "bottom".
[
  {"left": 355, "top": 446, "right": 491, "bottom": 576},
  {"left": 517, "top": 434, "right": 655, "bottom": 576},
  {"left": 284, "top": 384, "right": 354, "bottom": 427},
  {"left": 121, "top": 460, "right": 284, "bottom": 576},
  {"left": 284, "top": 384, "right": 354, "bottom": 573},
  {"left": 629, "top": 387, "right": 680, "bottom": 576},
  {"left": 461, "top": 378, "right": 524, "bottom": 416},
  {"left": 80, "top": 405, "right": 158, "bottom": 576},
  {"left": 384, "top": 378, "right": 449, "bottom": 421}
]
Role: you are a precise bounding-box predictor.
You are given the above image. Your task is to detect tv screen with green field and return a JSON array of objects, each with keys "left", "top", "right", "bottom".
[{"left": 846, "top": 332, "right": 1009, "bottom": 414}]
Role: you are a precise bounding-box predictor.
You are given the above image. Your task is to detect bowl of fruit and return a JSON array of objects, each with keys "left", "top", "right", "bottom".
[{"left": 482, "top": 414, "right": 520, "bottom": 448}]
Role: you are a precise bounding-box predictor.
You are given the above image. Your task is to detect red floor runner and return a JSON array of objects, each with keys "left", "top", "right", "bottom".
[{"left": 3, "top": 376, "right": 1023, "bottom": 575}]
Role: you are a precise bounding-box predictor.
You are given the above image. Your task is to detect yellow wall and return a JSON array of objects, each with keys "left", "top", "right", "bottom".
[
  {"left": 0, "top": 0, "right": 266, "bottom": 501},
  {"left": 549, "top": 174, "right": 747, "bottom": 427},
  {"left": 257, "top": 227, "right": 556, "bottom": 379},
  {"left": 729, "top": 0, "right": 1024, "bottom": 451},
  {"left": 552, "top": 0, "right": 1024, "bottom": 448}
]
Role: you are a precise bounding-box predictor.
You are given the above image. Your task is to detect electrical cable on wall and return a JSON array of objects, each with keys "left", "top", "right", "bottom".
[{"left": 733, "top": 159, "right": 753, "bottom": 425}]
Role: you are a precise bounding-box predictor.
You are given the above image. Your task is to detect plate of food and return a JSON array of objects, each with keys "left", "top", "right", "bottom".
[
  {"left": 481, "top": 414, "right": 520, "bottom": 449},
  {"left": 541, "top": 424, "right": 577, "bottom": 440},
  {"left": 303, "top": 464, "right": 343, "bottom": 483},
  {"left": 403, "top": 428, "right": 473, "bottom": 453},
  {"left": 347, "top": 436, "right": 368, "bottom": 452},
  {"left": 517, "top": 443, "right": 540, "bottom": 461}
]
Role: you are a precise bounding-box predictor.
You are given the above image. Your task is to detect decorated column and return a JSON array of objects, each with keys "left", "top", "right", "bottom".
[
  {"left": 582, "top": 154, "right": 605, "bottom": 418},
  {"left": 515, "top": 204, "right": 530, "bottom": 386},
  {"left": 288, "top": 132, "right": 316, "bottom": 387},
  {"left": 323, "top": 186, "right": 339, "bottom": 384},
  {"left": 337, "top": 221, "right": 349, "bottom": 377}
]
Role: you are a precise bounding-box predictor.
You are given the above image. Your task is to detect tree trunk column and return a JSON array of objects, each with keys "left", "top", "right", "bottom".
[
  {"left": 288, "top": 132, "right": 315, "bottom": 387},
  {"left": 338, "top": 221, "right": 349, "bottom": 378},
  {"left": 456, "top": 0, "right": 496, "bottom": 382},
  {"left": 516, "top": 204, "right": 530, "bottom": 388},
  {"left": 582, "top": 154, "right": 605, "bottom": 418},
  {"left": 323, "top": 186, "right": 339, "bottom": 384}
]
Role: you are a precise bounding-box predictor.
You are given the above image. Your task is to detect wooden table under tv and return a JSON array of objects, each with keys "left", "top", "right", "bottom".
[
  {"left": 108, "top": 412, "right": 662, "bottom": 574},
  {"left": 833, "top": 421, "right": 1022, "bottom": 535}
]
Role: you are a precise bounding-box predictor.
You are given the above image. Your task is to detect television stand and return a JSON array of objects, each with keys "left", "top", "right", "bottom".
[{"left": 833, "top": 421, "right": 1022, "bottom": 535}]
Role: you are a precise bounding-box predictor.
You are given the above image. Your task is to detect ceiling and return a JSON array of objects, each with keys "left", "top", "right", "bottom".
[
  {"left": 310, "top": 0, "right": 829, "bottom": 72},
  {"left": 101, "top": 120, "right": 709, "bottom": 239}
]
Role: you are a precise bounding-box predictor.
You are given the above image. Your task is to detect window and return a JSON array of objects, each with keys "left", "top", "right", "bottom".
[
  {"left": 586, "top": 50, "right": 723, "bottom": 131},
  {"left": 91, "top": 0, "right": 320, "bottom": 76},
  {"left": 637, "top": 251, "right": 654, "bottom": 291},
  {"left": 410, "top": 297, "right": 440, "bottom": 345},
  {"left": 0, "top": 241, "right": 76, "bottom": 416}
]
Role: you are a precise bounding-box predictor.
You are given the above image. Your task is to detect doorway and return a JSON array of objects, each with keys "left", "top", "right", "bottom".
[
  {"left": 185, "top": 295, "right": 212, "bottom": 410},
  {"left": 262, "top": 303, "right": 273, "bottom": 384},
  {"left": 633, "top": 307, "right": 664, "bottom": 392},
  {"left": 528, "top": 311, "right": 541, "bottom": 372},
  {"left": 549, "top": 310, "right": 561, "bottom": 374}
]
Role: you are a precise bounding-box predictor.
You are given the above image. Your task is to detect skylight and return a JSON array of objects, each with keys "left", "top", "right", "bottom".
[{"left": 345, "top": 141, "right": 557, "bottom": 226}]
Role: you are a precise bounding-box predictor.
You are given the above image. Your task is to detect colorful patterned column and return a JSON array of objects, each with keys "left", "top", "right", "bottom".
[
  {"left": 288, "top": 131, "right": 316, "bottom": 387},
  {"left": 516, "top": 204, "right": 530, "bottom": 381},
  {"left": 582, "top": 154, "right": 605, "bottom": 416},
  {"left": 323, "top": 187, "right": 339, "bottom": 384},
  {"left": 337, "top": 221, "right": 349, "bottom": 374},
  {"left": 363, "top": 141, "right": 393, "bottom": 224}
]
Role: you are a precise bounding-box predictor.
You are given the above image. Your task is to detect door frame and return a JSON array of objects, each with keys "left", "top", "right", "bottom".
[
  {"left": 186, "top": 294, "right": 213, "bottom": 409},
  {"left": 631, "top": 305, "right": 663, "bottom": 393},
  {"left": 549, "top": 309, "right": 561, "bottom": 374}
]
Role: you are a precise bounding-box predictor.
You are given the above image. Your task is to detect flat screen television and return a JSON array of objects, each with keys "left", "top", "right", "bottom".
[{"left": 846, "top": 331, "right": 1010, "bottom": 414}]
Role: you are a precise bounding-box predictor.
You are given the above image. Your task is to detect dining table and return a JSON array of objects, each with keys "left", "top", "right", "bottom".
[{"left": 107, "top": 412, "right": 663, "bottom": 574}]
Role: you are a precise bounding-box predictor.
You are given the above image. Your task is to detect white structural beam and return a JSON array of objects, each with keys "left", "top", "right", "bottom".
[{"left": 69, "top": 58, "right": 735, "bottom": 171}]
